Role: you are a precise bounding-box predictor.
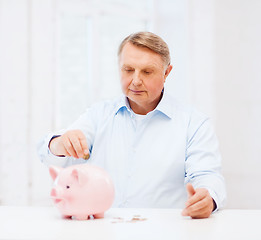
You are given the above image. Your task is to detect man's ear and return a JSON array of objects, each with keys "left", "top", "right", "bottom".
[{"left": 164, "top": 64, "right": 173, "bottom": 81}]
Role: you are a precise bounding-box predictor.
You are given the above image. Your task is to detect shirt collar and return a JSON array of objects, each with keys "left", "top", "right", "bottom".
[
  {"left": 114, "top": 95, "right": 131, "bottom": 115},
  {"left": 154, "top": 90, "right": 173, "bottom": 119},
  {"left": 114, "top": 91, "right": 174, "bottom": 119}
]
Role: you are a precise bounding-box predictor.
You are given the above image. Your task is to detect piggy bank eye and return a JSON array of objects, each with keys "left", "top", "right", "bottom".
[{"left": 66, "top": 185, "right": 70, "bottom": 189}]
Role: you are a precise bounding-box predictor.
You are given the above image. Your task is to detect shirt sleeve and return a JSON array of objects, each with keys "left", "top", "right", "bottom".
[
  {"left": 185, "top": 113, "right": 227, "bottom": 211},
  {"left": 37, "top": 131, "right": 71, "bottom": 167},
  {"left": 37, "top": 105, "right": 99, "bottom": 168}
]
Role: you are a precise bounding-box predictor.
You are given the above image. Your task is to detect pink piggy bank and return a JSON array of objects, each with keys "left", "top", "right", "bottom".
[{"left": 49, "top": 164, "right": 115, "bottom": 220}]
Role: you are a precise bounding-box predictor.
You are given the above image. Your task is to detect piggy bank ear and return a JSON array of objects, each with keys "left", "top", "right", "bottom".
[
  {"left": 49, "top": 166, "right": 62, "bottom": 181},
  {"left": 71, "top": 169, "right": 87, "bottom": 186}
]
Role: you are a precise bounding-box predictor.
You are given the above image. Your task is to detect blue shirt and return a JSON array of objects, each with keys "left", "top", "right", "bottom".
[{"left": 38, "top": 91, "right": 226, "bottom": 210}]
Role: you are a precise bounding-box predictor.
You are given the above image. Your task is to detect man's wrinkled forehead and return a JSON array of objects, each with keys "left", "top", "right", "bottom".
[{"left": 119, "top": 43, "right": 165, "bottom": 67}]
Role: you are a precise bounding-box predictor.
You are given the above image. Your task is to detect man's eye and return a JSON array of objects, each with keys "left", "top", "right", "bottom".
[
  {"left": 144, "top": 71, "right": 152, "bottom": 74},
  {"left": 124, "top": 68, "right": 133, "bottom": 72}
]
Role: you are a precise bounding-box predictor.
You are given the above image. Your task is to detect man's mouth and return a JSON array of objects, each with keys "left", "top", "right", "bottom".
[{"left": 130, "top": 89, "right": 144, "bottom": 94}]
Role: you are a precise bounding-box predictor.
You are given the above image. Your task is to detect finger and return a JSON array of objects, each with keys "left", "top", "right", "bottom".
[
  {"left": 182, "top": 202, "right": 209, "bottom": 218},
  {"left": 63, "top": 136, "right": 78, "bottom": 158},
  {"left": 63, "top": 147, "right": 71, "bottom": 157},
  {"left": 186, "top": 197, "right": 208, "bottom": 214},
  {"left": 70, "top": 136, "right": 84, "bottom": 158},
  {"left": 186, "top": 183, "right": 196, "bottom": 197},
  {"left": 77, "top": 133, "right": 89, "bottom": 159},
  {"left": 183, "top": 194, "right": 213, "bottom": 218},
  {"left": 188, "top": 200, "right": 212, "bottom": 219},
  {"left": 190, "top": 207, "right": 211, "bottom": 219},
  {"left": 186, "top": 189, "right": 207, "bottom": 208}
]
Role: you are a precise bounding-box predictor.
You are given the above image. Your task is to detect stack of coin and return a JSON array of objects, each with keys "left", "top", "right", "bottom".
[{"left": 83, "top": 153, "right": 90, "bottom": 160}]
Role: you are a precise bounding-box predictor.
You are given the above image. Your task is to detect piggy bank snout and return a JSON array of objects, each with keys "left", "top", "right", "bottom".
[
  {"left": 51, "top": 188, "right": 57, "bottom": 197},
  {"left": 51, "top": 187, "right": 64, "bottom": 204},
  {"left": 51, "top": 187, "right": 62, "bottom": 198}
]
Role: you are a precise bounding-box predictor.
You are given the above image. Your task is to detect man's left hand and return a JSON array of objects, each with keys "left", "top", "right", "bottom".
[{"left": 182, "top": 183, "right": 215, "bottom": 219}]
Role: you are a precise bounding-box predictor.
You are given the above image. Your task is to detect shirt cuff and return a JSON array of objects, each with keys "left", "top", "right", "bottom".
[
  {"left": 38, "top": 132, "right": 69, "bottom": 167},
  {"left": 205, "top": 187, "right": 220, "bottom": 213}
]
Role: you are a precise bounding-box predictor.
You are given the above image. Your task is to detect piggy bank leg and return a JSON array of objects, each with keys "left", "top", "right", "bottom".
[
  {"left": 63, "top": 215, "right": 72, "bottom": 219},
  {"left": 75, "top": 215, "right": 89, "bottom": 220},
  {"left": 94, "top": 213, "right": 104, "bottom": 219}
]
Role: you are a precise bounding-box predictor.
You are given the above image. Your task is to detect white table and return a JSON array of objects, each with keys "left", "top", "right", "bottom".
[{"left": 0, "top": 206, "right": 260, "bottom": 240}]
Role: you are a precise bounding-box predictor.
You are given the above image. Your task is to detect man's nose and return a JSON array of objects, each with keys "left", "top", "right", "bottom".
[{"left": 132, "top": 72, "right": 142, "bottom": 86}]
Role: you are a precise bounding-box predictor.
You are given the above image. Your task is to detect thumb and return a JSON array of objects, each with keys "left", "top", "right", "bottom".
[{"left": 186, "top": 183, "right": 196, "bottom": 197}]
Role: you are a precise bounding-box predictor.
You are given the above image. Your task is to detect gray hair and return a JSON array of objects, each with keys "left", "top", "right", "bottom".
[{"left": 118, "top": 31, "right": 171, "bottom": 66}]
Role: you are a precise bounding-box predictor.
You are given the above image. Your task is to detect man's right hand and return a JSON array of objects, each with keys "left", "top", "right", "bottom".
[{"left": 49, "top": 130, "right": 89, "bottom": 159}]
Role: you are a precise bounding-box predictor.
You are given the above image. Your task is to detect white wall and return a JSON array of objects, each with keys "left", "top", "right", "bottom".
[
  {"left": 0, "top": 0, "right": 55, "bottom": 206},
  {"left": 0, "top": 0, "right": 30, "bottom": 205},
  {"left": 153, "top": 0, "right": 191, "bottom": 104},
  {"left": 215, "top": 0, "right": 261, "bottom": 208},
  {"left": 0, "top": 0, "right": 261, "bottom": 209}
]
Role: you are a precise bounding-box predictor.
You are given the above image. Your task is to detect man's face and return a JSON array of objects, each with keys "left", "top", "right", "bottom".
[{"left": 119, "top": 43, "right": 172, "bottom": 114}]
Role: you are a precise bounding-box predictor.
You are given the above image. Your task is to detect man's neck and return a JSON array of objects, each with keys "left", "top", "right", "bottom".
[{"left": 127, "top": 93, "right": 163, "bottom": 115}]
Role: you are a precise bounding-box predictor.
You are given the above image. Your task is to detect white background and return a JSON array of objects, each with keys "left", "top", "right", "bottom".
[{"left": 0, "top": 0, "right": 260, "bottom": 209}]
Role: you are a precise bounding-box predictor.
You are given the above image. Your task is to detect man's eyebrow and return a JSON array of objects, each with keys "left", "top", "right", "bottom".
[
  {"left": 121, "top": 64, "right": 157, "bottom": 69},
  {"left": 121, "top": 64, "right": 132, "bottom": 68}
]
